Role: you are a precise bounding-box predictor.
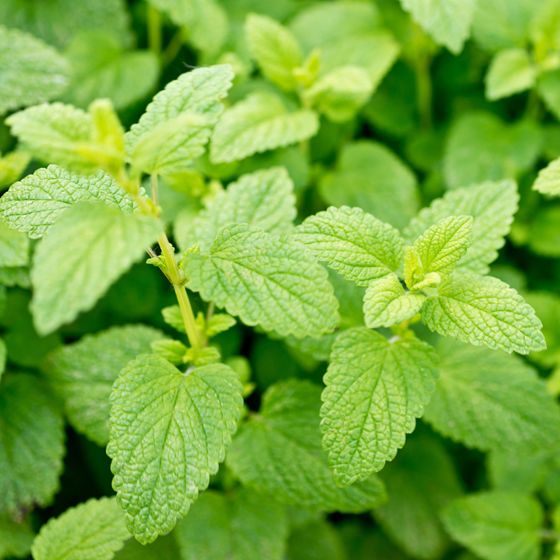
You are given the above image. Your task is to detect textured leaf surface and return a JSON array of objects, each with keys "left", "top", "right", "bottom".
[
  {"left": 210, "top": 92, "right": 319, "bottom": 163},
  {"left": 486, "top": 48, "right": 536, "bottom": 100},
  {"left": 295, "top": 206, "right": 405, "bottom": 286},
  {"left": 6, "top": 103, "right": 93, "bottom": 170},
  {"left": 175, "top": 489, "right": 288, "bottom": 560},
  {"left": 442, "top": 492, "right": 543, "bottom": 560},
  {"left": 400, "top": 0, "right": 476, "bottom": 53},
  {"left": 45, "top": 325, "right": 164, "bottom": 445},
  {"left": 185, "top": 224, "right": 339, "bottom": 339},
  {"left": 424, "top": 339, "right": 560, "bottom": 452},
  {"left": 227, "top": 380, "right": 386, "bottom": 512},
  {"left": 246, "top": 13, "right": 302, "bottom": 90},
  {"left": 108, "top": 355, "right": 243, "bottom": 543},
  {"left": 421, "top": 272, "right": 545, "bottom": 354},
  {"left": 404, "top": 180, "right": 518, "bottom": 274},
  {"left": 363, "top": 274, "right": 425, "bottom": 328},
  {"left": 0, "top": 26, "right": 68, "bottom": 114},
  {"left": 533, "top": 157, "right": 560, "bottom": 197},
  {"left": 374, "top": 434, "right": 463, "bottom": 560},
  {"left": 31, "top": 202, "right": 162, "bottom": 334},
  {"left": 319, "top": 141, "right": 418, "bottom": 229},
  {"left": 31, "top": 497, "right": 130, "bottom": 560},
  {"left": 321, "top": 328, "right": 438, "bottom": 484},
  {"left": 0, "top": 165, "right": 133, "bottom": 239},
  {"left": 194, "top": 167, "right": 296, "bottom": 251},
  {"left": 0, "top": 375, "right": 64, "bottom": 514},
  {"left": 126, "top": 65, "right": 233, "bottom": 174}
]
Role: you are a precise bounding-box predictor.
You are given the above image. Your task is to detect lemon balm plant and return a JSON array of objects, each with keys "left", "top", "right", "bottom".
[{"left": 1, "top": 1, "right": 560, "bottom": 560}]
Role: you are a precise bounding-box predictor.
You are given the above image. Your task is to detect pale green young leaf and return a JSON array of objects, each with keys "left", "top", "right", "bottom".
[
  {"left": 0, "top": 150, "right": 30, "bottom": 189},
  {"left": 245, "top": 13, "right": 303, "bottom": 91},
  {"left": 303, "top": 66, "right": 373, "bottom": 123},
  {"left": 486, "top": 48, "right": 536, "bottom": 100},
  {"left": 0, "top": 26, "right": 69, "bottom": 114},
  {"left": 533, "top": 157, "right": 560, "bottom": 197},
  {"left": 0, "top": 222, "right": 28, "bottom": 268},
  {"left": 31, "top": 202, "right": 162, "bottom": 334},
  {"left": 6, "top": 103, "right": 94, "bottom": 171},
  {"left": 400, "top": 0, "right": 476, "bottom": 54},
  {"left": 0, "top": 374, "right": 64, "bottom": 514},
  {"left": 294, "top": 206, "right": 405, "bottom": 286},
  {"left": 410, "top": 215, "right": 473, "bottom": 278},
  {"left": 441, "top": 492, "right": 543, "bottom": 560},
  {"left": 421, "top": 272, "right": 545, "bottom": 354},
  {"left": 108, "top": 354, "right": 243, "bottom": 544},
  {"left": 319, "top": 141, "right": 419, "bottom": 229},
  {"left": 0, "top": 267, "right": 29, "bottom": 288},
  {"left": 44, "top": 325, "right": 164, "bottom": 446},
  {"left": 126, "top": 65, "right": 234, "bottom": 174},
  {"left": 63, "top": 31, "right": 159, "bottom": 110},
  {"left": 194, "top": 167, "right": 296, "bottom": 251},
  {"left": 210, "top": 92, "right": 319, "bottom": 164},
  {"left": 363, "top": 274, "right": 425, "bottom": 328},
  {"left": 31, "top": 497, "right": 130, "bottom": 560},
  {"left": 424, "top": 339, "right": 560, "bottom": 452},
  {"left": 0, "top": 165, "right": 133, "bottom": 239},
  {"left": 322, "top": 327, "right": 438, "bottom": 485},
  {"left": 404, "top": 180, "right": 518, "bottom": 274},
  {"left": 185, "top": 224, "right": 339, "bottom": 339},
  {"left": 175, "top": 489, "right": 288, "bottom": 560},
  {"left": 373, "top": 434, "right": 463, "bottom": 560},
  {"left": 227, "top": 380, "right": 386, "bottom": 512},
  {"left": 0, "top": 514, "right": 34, "bottom": 559}
]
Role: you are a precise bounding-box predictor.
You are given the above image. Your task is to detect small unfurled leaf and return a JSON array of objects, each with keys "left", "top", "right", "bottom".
[
  {"left": 533, "top": 157, "right": 560, "bottom": 197},
  {"left": 31, "top": 497, "right": 130, "bottom": 560},
  {"left": 31, "top": 202, "right": 162, "bottom": 334},
  {"left": 0, "top": 165, "right": 133, "bottom": 239},
  {"left": 210, "top": 92, "right": 319, "bottom": 163},
  {"left": 185, "top": 224, "right": 339, "bottom": 339},
  {"left": 486, "top": 48, "right": 536, "bottom": 100},
  {"left": 321, "top": 327, "right": 438, "bottom": 484},
  {"left": 295, "top": 206, "right": 405, "bottom": 286},
  {"left": 421, "top": 272, "right": 545, "bottom": 354},
  {"left": 227, "top": 380, "right": 386, "bottom": 512},
  {"left": 108, "top": 354, "right": 243, "bottom": 543},
  {"left": 442, "top": 492, "right": 543, "bottom": 560},
  {"left": 245, "top": 13, "right": 303, "bottom": 91}
]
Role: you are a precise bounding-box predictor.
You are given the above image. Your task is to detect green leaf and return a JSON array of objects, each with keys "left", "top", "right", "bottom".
[
  {"left": 126, "top": 65, "right": 234, "bottom": 175},
  {"left": 527, "top": 206, "right": 560, "bottom": 257},
  {"left": 210, "top": 92, "right": 319, "bottom": 164},
  {"left": 0, "top": 514, "right": 34, "bottom": 559},
  {"left": 227, "top": 380, "right": 386, "bottom": 512},
  {"left": 421, "top": 272, "right": 545, "bottom": 354},
  {"left": 107, "top": 354, "right": 243, "bottom": 544},
  {"left": 0, "top": 150, "right": 30, "bottom": 189},
  {"left": 31, "top": 497, "right": 130, "bottom": 560},
  {"left": 441, "top": 492, "right": 543, "bottom": 560},
  {"left": 0, "top": 26, "right": 68, "bottom": 114},
  {"left": 485, "top": 48, "right": 536, "bottom": 100},
  {"left": 400, "top": 0, "right": 475, "bottom": 53},
  {"left": 0, "top": 165, "right": 133, "bottom": 239},
  {"left": 31, "top": 202, "right": 162, "bottom": 334},
  {"left": 6, "top": 104, "right": 94, "bottom": 171},
  {"left": 319, "top": 141, "right": 419, "bottom": 229},
  {"left": 0, "top": 339, "right": 5, "bottom": 382},
  {"left": 0, "top": 374, "right": 64, "bottom": 514},
  {"left": 245, "top": 13, "right": 303, "bottom": 91},
  {"left": 184, "top": 224, "right": 339, "bottom": 339},
  {"left": 533, "top": 157, "right": 560, "bottom": 197},
  {"left": 424, "top": 339, "right": 560, "bottom": 452},
  {"left": 304, "top": 66, "right": 373, "bottom": 123},
  {"left": 363, "top": 274, "right": 425, "bottom": 328},
  {"left": 175, "top": 489, "right": 288, "bottom": 560},
  {"left": 286, "top": 519, "right": 346, "bottom": 560},
  {"left": 44, "top": 325, "right": 164, "bottom": 445},
  {"left": 538, "top": 69, "right": 560, "bottom": 121},
  {"left": 194, "top": 167, "right": 296, "bottom": 251},
  {"left": 403, "top": 180, "right": 518, "bottom": 274},
  {"left": 294, "top": 206, "right": 405, "bottom": 287},
  {"left": 63, "top": 31, "right": 159, "bottom": 110},
  {"left": 113, "top": 534, "right": 180, "bottom": 560},
  {"left": 373, "top": 433, "right": 463, "bottom": 560},
  {"left": 443, "top": 112, "right": 541, "bottom": 189},
  {"left": 321, "top": 327, "right": 438, "bottom": 485},
  {"left": 0, "top": 222, "right": 28, "bottom": 268}
]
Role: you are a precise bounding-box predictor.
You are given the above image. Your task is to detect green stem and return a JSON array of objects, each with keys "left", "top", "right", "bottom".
[
  {"left": 162, "top": 29, "right": 185, "bottom": 67},
  {"left": 416, "top": 52, "right": 433, "bottom": 129},
  {"left": 147, "top": 5, "right": 162, "bottom": 56}
]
